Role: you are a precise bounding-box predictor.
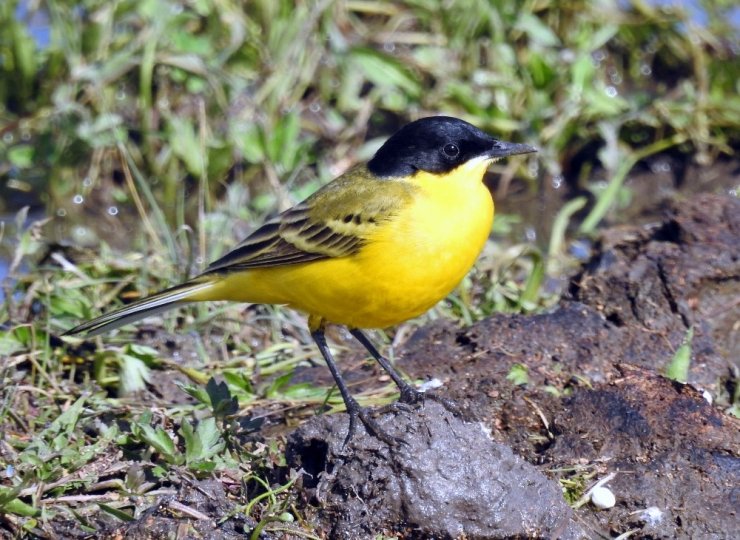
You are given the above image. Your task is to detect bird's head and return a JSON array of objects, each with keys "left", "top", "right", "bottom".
[{"left": 368, "top": 116, "right": 536, "bottom": 178}]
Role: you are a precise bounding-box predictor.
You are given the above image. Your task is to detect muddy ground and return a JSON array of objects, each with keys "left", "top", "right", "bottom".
[
  {"left": 95, "top": 193, "right": 739, "bottom": 539},
  {"left": 283, "top": 193, "right": 739, "bottom": 539}
]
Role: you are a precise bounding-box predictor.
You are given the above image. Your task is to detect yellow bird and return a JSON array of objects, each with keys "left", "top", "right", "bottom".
[{"left": 65, "top": 116, "right": 536, "bottom": 443}]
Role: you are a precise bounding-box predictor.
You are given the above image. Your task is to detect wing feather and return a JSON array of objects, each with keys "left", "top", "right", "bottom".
[{"left": 203, "top": 167, "right": 415, "bottom": 275}]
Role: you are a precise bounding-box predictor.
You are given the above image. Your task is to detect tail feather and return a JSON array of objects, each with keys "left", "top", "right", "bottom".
[{"left": 64, "top": 280, "right": 215, "bottom": 337}]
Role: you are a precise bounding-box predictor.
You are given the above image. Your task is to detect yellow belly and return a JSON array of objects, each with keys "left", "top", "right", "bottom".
[{"left": 196, "top": 163, "right": 494, "bottom": 328}]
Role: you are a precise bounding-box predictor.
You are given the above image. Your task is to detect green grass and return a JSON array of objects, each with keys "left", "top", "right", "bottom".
[{"left": 1, "top": 0, "right": 738, "bottom": 535}]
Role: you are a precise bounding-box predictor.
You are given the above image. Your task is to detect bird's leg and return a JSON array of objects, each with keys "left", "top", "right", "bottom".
[
  {"left": 349, "top": 329, "right": 424, "bottom": 405},
  {"left": 350, "top": 328, "right": 466, "bottom": 417},
  {"left": 310, "top": 327, "right": 399, "bottom": 447}
]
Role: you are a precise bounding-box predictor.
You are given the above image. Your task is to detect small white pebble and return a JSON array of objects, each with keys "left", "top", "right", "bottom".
[
  {"left": 590, "top": 486, "right": 616, "bottom": 509},
  {"left": 702, "top": 389, "right": 713, "bottom": 404},
  {"left": 640, "top": 506, "right": 664, "bottom": 525},
  {"left": 418, "top": 378, "right": 444, "bottom": 392}
]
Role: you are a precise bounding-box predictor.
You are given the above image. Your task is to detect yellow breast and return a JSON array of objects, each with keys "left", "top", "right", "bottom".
[{"left": 206, "top": 160, "right": 494, "bottom": 328}]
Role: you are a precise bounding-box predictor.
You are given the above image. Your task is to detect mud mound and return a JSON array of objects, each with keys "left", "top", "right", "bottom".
[
  {"left": 549, "top": 364, "right": 739, "bottom": 538},
  {"left": 392, "top": 194, "right": 740, "bottom": 538},
  {"left": 569, "top": 193, "right": 739, "bottom": 379},
  {"left": 287, "top": 401, "right": 588, "bottom": 539},
  {"left": 289, "top": 194, "right": 739, "bottom": 538}
]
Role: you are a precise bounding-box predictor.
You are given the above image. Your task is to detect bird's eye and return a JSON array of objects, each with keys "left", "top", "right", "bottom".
[{"left": 442, "top": 143, "right": 460, "bottom": 159}]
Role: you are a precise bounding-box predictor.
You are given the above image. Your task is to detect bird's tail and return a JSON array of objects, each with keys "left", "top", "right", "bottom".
[{"left": 64, "top": 278, "right": 215, "bottom": 337}]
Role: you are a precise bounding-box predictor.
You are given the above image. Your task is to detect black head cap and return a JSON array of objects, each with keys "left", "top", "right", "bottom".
[{"left": 367, "top": 116, "right": 536, "bottom": 178}]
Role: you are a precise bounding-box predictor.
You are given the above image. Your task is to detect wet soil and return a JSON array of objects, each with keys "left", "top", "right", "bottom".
[
  {"left": 104, "top": 479, "right": 254, "bottom": 540},
  {"left": 285, "top": 194, "right": 739, "bottom": 539},
  {"left": 288, "top": 401, "right": 588, "bottom": 539}
]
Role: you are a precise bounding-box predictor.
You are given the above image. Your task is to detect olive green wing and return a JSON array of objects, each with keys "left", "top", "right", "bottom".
[
  {"left": 203, "top": 167, "right": 415, "bottom": 274},
  {"left": 203, "top": 202, "right": 360, "bottom": 272}
]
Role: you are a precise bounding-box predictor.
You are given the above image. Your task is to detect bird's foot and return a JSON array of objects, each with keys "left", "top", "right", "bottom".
[
  {"left": 398, "top": 382, "right": 426, "bottom": 405},
  {"left": 423, "top": 392, "right": 466, "bottom": 417},
  {"left": 344, "top": 401, "right": 404, "bottom": 448},
  {"left": 396, "top": 383, "right": 466, "bottom": 418}
]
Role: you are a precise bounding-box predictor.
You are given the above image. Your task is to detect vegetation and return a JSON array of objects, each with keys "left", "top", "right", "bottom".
[{"left": 0, "top": 0, "right": 737, "bottom": 536}]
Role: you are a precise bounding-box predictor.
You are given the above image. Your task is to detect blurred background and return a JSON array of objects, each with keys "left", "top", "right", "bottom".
[{"left": 2, "top": 0, "right": 737, "bottom": 284}]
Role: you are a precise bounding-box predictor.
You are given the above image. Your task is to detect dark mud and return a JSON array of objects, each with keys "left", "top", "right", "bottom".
[
  {"left": 286, "top": 194, "right": 739, "bottom": 539},
  {"left": 104, "top": 479, "right": 253, "bottom": 540},
  {"left": 287, "top": 401, "right": 587, "bottom": 539}
]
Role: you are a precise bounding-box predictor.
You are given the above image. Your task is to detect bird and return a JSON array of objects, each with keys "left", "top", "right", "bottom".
[{"left": 65, "top": 116, "right": 537, "bottom": 445}]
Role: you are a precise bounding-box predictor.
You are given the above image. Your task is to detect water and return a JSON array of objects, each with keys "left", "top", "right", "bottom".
[
  {"left": 0, "top": 257, "right": 8, "bottom": 286},
  {"left": 14, "top": 1, "right": 50, "bottom": 49}
]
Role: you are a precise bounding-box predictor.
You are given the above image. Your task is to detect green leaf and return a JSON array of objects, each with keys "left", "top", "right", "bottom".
[
  {"left": 178, "top": 382, "right": 211, "bottom": 405},
  {"left": 11, "top": 21, "right": 37, "bottom": 80},
  {"left": 182, "top": 417, "right": 225, "bottom": 465},
  {"left": 133, "top": 418, "right": 180, "bottom": 463},
  {"left": 146, "top": 428, "right": 178, "bottom": 460},
  {"left": 665, "top": 327, "right": 693, "bottom": 383},
  {"left": 548, "top": 196, "right": 588, "bottom": 257},
  {"left": 125, "top": 343, "right": 160, "bottom": 360},
  {"left": 348, "top": 48, "right": 421, "bottom": 98},
  {"left": 233, "top": 121, "right": 265, "bottom": 163},
  {"left": 447, "top": 81, "right": 486, "bottom": 116},
  {"left": 516, "top": 13, "right": 561, "bottom": 47},
  {"left": 117, "top": 344, "right": 159, "bottom": 394},
  {"left": 48, "top": 295, "right": 88, "bottom": 318},
  {"left": 207, "top": 140, "right": 234, "bottom": 180},
  {"left": 280, "top": 382, "right": 326, "bottom": 400},
  {"left": 76, "top": 114, "right": 126, "bottom": 147},
  {"left": 265, "top": 112, "right": 301, "bottom": 170},
  {"left": 264, "top": 372, "right": 293, "bottom": 399},
  {"left": 194, "top": 418, "right": 224, "bottom": 460},
  {"left": 205, "top": 378, "right": 239, "bottom": 416},
  {"left": 518, "top": 250, "right": 545, "bottom": 310},
  {"left": 222, "top": 371, "right": 254, "bottom": 395},
  {"left": 0, "top": 331, "right": 24, "bottom": 356},
  {"left": 188, "top": 460, "right": 217, "bottom": 473},
  {"left": 1, "top": 497, "right": 39, "bottom": 517},
  {"left": 571, "top": 54, "right": 595, "bottom": 95},
  {"left": 171, "top": 30, "right": 214, "bottom": 56},
  {"left": 0, "top": 484, "right": 24, "bottom": 507},
  {"left": 180, "top": 419, "right": 200, "bottom": 462},
  {"left": 98, "top": 503, "right": 134, "bottom": 522},
  {"left": 526, "top": 51, "right": 556, "bottom": 88},
  {"left": 47, "top": 396, "right": 86, "bottom": 437},
  {"left": 168, "top": 117, "right": 205, "bottom": 176},
  {"left": 506, "top": 364, "right": 529, "bottom": 386},
  {"left": 119, "top": 354, "right": 151, "bottom": 395},
  {"left": 584, "top": 86, "right": 629, "bottom": 116},
  {"left": 584, "top": 24, "right": 619, "bottom": 51},
  {"left": 8, "top": 145, "right": 34, "bottom": 168}
]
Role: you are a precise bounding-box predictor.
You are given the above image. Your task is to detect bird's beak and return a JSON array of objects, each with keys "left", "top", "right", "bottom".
[{"left": 486, "top": 140, "right": 538, "bottom": 159}]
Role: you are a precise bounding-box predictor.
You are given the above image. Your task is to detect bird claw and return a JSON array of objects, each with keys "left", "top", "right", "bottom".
[
  {"left": 343, "top": 403, "right": 405, "bottom": 448},
  {"left": 398, "top": 384, "right": 426, "bottom": 405},
  {"left": 396, "top": 381, "right": 465, "bottom": 418},
  {"left": 423, "top": 392, "right": 466, "bottom": 417}
]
